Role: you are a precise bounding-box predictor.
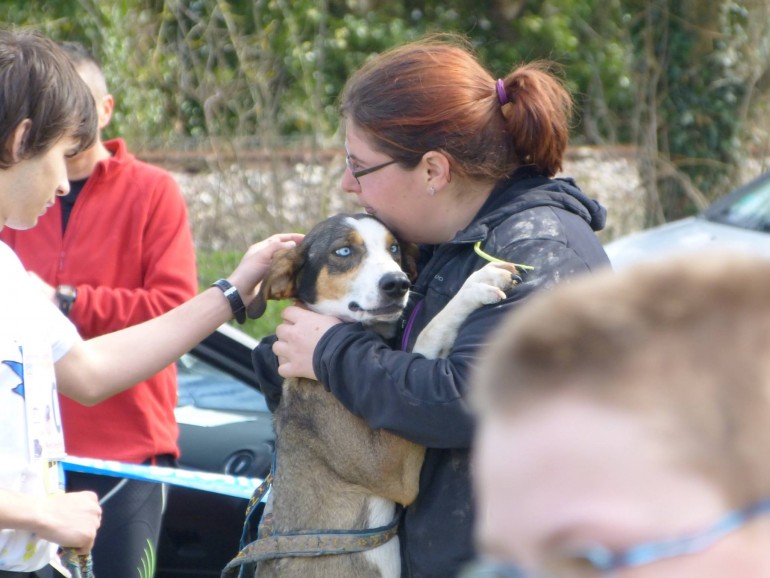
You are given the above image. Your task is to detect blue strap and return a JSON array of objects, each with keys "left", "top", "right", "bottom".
[{"left": 221, "top": 507, "right": 403, "bottom": 577}]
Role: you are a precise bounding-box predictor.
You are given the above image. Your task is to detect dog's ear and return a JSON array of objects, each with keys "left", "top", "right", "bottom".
[
  {"left": 247, "top": 246, "right": 302, "bottom": 319},
  {"left": 400, "top": 241, "right": 421, "bottom": 283}
]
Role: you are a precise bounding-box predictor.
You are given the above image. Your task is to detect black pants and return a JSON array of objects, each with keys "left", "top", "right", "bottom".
[
  {"left": 0, "top": 571, "right": 52, "bottom": 578},
  {"left": 65, "top": 456, "right": 173, "bottom": 578}
]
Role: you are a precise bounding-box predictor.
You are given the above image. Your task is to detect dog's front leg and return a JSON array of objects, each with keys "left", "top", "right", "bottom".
[{"left": 413, "top": 262, "right": 520, "bottom": 359}]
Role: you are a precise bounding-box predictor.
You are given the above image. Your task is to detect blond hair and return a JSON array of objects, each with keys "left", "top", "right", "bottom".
[{"left": 473, "top": 251, "right": 770, "bottom": 506}]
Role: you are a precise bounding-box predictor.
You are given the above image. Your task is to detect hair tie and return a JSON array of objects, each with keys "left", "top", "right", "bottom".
[{"left": 496, "top": 78, "right": 509, "bottom": 106}]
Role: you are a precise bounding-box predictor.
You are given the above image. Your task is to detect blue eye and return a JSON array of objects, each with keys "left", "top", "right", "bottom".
[
  {"left": 390, "top": 244, "right": 399, "bottom": 255},
  {"left": 335, "top": 247, "right": 352, "bottom": 257}
]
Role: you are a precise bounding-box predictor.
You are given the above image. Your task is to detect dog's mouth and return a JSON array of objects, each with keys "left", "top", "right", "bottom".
[{"left": 348, "top": 301, "right": 405, "bottom": 319}]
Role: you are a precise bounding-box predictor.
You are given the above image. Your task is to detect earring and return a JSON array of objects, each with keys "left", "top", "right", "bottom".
[{"left": 428, "top": 185, "right": 436, "bottom": 196}]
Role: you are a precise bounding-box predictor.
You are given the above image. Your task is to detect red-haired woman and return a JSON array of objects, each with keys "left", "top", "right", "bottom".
[{"left": 254, "top": 34, "right": 611, "bottom": 577}]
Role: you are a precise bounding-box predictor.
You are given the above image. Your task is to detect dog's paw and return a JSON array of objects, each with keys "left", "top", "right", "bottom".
[{"left": 459, "top": 262, "right": 521, "bottom": 305}]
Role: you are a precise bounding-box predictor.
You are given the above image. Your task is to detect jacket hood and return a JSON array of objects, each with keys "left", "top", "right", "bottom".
[{"left": 459, "top": 167, "right": 607, "bottom": 243}]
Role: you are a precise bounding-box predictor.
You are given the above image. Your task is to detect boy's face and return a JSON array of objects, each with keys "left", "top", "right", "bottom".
[
  {"left": 472, "top": 393, "right": 770, "bottom": 577},
  {"left": 3, "top": 135, "right": 78, "bottom": 230}
]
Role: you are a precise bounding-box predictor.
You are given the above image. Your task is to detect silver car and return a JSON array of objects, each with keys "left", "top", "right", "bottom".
[{"left": 605, "top": 171, "right": 770, "bottom": 269}]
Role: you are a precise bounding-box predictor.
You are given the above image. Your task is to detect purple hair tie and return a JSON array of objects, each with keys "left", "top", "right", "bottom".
[{"left": 496, "top": 78, "right": 509, "bottom": 106}]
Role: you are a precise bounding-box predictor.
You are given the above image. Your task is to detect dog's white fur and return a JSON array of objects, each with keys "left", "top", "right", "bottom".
[
  {"left": 413, "top": 261, "right": 518, "bottom": 358},
  {"left": 310, "top": 216, "right": 411, "bottom": 325}
]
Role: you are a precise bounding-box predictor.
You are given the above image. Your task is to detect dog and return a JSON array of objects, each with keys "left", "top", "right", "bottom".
[{"left": 243, "top": 213, "right": 519, "bottom": 578}]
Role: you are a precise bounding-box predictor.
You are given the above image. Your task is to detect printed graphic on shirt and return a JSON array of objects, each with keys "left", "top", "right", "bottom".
[
  {"left": 1, "top": 339, "right": 66, "bottom": 462},
  {"left": 0, "top": 337, "right": 61, "bottom": 571}
]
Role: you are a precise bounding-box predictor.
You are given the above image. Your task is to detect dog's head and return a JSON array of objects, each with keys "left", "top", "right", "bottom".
[{"left": 248, "top": 213, "right": 419, "bottom": 325}]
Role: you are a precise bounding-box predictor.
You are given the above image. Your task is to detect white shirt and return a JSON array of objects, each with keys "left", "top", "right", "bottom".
[{"left": 0, "top": 241, "right": 80, "bottom": 571}]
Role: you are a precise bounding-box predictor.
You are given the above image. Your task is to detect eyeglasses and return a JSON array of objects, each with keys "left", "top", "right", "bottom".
[
  {"left": 459, "top": 495, "right": 770, "bottom": 578},
  {"left": 344, "top": 143, "right": 397, "bottom": 184}
]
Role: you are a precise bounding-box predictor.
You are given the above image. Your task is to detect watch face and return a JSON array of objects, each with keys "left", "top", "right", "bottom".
[
  {"left": 58, "top": 285, "right": 77, "bottom": 299},
  {"left": 56, "top": 285, "right": 77, "bottom": 316}
]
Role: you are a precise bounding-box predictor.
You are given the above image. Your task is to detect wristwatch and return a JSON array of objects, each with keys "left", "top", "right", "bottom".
[{"left": 55, "top": 284, "right": 78, "bottom": 316}]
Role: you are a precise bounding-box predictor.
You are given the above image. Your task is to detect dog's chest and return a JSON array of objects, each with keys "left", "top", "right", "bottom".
[
  {"left": 274, "top": 377, "right": 372, "bottom": 444},
  {"left": 274, "top": 378, "right": 335, "bottom": 437}
]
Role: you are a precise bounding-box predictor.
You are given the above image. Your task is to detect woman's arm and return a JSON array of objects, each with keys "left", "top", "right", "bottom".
[
  {"left": 319, "top": 302, "right": 514, "bottom": 448},
  {"left": 270, "top": 298, "right": 514, "bottom": 448},
  {"left": 56, "top": 233, "right": 302, "bottom": 405},
  {"left": 273, "top": 239, "right": 598, "bottom": 448},
  {"left": 251, "top": 334, "right": 284, "bottom": 412}
]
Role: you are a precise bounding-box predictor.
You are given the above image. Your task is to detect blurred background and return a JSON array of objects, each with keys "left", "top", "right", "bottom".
[{"left": 7, "top": 0, "right": 770, "bottom": 336}]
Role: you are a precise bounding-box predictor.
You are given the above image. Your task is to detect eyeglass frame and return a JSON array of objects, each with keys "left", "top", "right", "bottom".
[
  {"left": 459, "top": 495, "right": 770, "bottom": 577},
  {"left": 344, "top": 143, "right": 397, "bottom": 183}
]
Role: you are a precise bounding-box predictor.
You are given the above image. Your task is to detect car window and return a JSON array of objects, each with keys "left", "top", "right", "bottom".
[
  {"left": 176, "top": 353, "right": 269, "bottom": 414},
  {"left": 707, "top": 179, "right": 770, "bottom": 232}
]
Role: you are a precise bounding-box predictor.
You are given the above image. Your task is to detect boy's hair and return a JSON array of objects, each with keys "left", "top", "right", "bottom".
[
  {"left": 0, "top": 28, "right": 97, "bottom": 169},
  {"left": 473, "top": 251, "right": 770, "bottom": 507},
  {"left": 58, "top": 40, "right": 109, "bottom": 100}
]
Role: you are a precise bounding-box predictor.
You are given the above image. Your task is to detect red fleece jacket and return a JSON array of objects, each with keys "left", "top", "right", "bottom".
[{"left": 1, "top": 138, "right": 198, "bottom": 462}]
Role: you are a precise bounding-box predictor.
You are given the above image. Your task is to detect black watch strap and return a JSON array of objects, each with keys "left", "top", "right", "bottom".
[{"left": 212, "top": 279, "right": 246, "bottom": 324}]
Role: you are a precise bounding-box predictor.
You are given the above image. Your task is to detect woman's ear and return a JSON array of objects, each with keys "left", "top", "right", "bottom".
[
  {"left": 7, "top": 119, "right": 31, "bottom": 162},
  {"left": 421, "top": 150, "right": 452, "bottom": 193}
]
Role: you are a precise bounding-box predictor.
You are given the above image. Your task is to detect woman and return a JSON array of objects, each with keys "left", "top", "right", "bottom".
[{"left": 253, "top": 34, "right": 610, "bottom": 577}]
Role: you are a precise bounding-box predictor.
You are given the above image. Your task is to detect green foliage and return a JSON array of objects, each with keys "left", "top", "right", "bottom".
[
  {"left": 623, "top": 0, "right": 759, "bottom": 221},
  {"left": 5, "top": 0, "right": 770, "bottom": 221},
  {"left": 5, "top": 0, "right": 635, "bottom": 145}
]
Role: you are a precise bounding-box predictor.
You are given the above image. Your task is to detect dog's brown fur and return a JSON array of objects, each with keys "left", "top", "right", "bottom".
[
  {"left": 247, "top": 214, "right": 423, "bottom": 578},
  {"left": 246, "top": 213, "right": 518, "bottom": 578}
]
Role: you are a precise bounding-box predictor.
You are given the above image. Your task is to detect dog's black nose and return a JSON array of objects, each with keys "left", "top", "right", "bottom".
[{"left": 379, "top": 271, "right": 410, "bottom": 299}]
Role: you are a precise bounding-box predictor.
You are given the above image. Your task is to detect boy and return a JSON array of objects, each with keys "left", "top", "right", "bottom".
[
  {"left": 1, "top": 40, "right": 198, "bottom": 576},
  {"left": 467, "top": 251, "right": 770, "bottom": 578}
]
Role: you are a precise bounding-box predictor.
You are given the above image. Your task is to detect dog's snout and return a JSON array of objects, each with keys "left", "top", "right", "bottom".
[{"left": 379, "top": 271, "right": 410, "bottom": 299}]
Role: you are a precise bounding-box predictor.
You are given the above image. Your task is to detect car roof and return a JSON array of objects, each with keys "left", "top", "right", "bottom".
[{"left": 605, "top": 170, "right": 770, "bottom": 270}]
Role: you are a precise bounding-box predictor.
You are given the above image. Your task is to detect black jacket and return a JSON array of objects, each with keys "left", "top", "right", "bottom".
[{"left": 251, "top": 168, "right": 610, "bottom": 577}]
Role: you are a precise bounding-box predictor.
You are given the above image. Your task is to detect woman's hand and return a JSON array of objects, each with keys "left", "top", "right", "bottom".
[{"left": 273, "top": 305, "right": 342, "bottom": 380}]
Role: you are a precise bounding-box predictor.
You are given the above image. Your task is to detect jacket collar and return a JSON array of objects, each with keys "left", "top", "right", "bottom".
[{"left": 450, "top": 166, "right": 607, "bottom": 245}]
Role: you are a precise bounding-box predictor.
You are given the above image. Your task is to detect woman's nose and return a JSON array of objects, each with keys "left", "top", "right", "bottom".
[{"left": 340, "top": 168, "right": 361, "bottom": 193}]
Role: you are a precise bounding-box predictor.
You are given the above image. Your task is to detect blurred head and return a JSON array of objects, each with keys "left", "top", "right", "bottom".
[
  {"left": 0, "top": 28, "right": 97, "bottom": 229},
  {"left": 58, "top": 41, "right": 113, "bottom": 133},
  {"left": 58, "top": 41, "right": 114, "bottom": 179},
  {"left": 469, "top": 252, "right": 770, "bottom": 578}
]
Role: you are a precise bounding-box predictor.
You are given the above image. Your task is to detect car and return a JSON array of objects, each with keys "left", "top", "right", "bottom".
[
  {"left": 605, "top": 170, "right": 770, "bottom": 269},
  {"left": 157, "top": 323, "right": 275, "bottom": 578}
]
